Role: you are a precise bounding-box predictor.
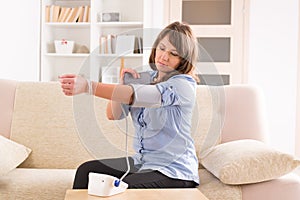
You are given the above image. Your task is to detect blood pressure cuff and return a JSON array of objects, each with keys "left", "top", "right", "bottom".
[{"left": 129, "top": 84, "right": 162, "bottom": 107}]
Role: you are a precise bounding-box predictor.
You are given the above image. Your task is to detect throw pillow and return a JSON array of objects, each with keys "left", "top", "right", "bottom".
[
  {"left": 200, "top": 139, "right": 300, "bottom": 185},
  {"left": 0, "top": 135, "right": 31, "bottom": 175}
]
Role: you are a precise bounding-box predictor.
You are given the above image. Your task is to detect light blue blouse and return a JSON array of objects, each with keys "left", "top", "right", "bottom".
[{"left": 123, "top": 72, "right": 199, "bottom": 184}]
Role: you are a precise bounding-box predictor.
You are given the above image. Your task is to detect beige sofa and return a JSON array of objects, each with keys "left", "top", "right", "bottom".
[{"left": 0, "top": 79, "right": 300, "bottom": 200}]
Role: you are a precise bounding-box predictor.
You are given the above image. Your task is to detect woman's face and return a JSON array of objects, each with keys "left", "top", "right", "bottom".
[{"left": 155, "top": 36, "right": 181, "bottom": 75}]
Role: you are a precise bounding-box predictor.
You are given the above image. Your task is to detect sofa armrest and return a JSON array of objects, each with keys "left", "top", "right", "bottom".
[
  {"left": 0, "top": 79, "right": 17, "bottom": 138},
  {"left": 221, "top": 85, "right": 268, "bottom": 143}
]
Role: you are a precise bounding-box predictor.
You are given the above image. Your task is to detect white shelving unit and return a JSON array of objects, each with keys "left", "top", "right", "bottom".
[{"left": 41, "top": 0, "right": 145, "bottom": 82}]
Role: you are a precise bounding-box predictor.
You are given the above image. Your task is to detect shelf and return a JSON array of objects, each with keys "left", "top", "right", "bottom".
[
  {"left": 45, "top": 53, "right": 142, "bottom": 58},
  {"left": 97, "top": 53, "right": 143, "bottom": 58},
  {"left": 96, "top": 22, "right": 143, "bottom": 28},
  {"left": 45, "top": 22, "right": 90, "bottom": 28},
  {"left": 45, "top": 53, "right": 89, "bottom": 57}
]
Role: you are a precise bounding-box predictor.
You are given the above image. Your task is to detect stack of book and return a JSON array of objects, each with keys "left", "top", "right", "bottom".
[
  {"left": 45, "top": 5, "right": 90, "bottom": 23},
  {"left": 99, "top": 34, "right": 143, "bottom": 55},
  {"left": 99, "top": 34, "right": 116, "bottom": 54}
]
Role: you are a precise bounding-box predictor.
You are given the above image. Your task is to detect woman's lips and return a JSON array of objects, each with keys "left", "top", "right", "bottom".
[{"left": 157, "top": 61, "right": 167, "bottom": 67}]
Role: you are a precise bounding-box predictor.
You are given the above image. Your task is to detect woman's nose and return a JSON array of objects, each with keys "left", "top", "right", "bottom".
[{"left": 161, "top": 51, "right": 169, "bottom": 61}]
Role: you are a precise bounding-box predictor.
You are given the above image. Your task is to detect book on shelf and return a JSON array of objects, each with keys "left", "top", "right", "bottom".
[
  {"left": 99, "top": 35, "right": 142, "bottom": 55},
  {"left": 83, "top": 5, "right": 90, "bottom": 23},
  {"left": 134, "top": 37, "right": 143, "bottom": 54},
  {"left": 106, "top": 34, "right": 116, "bottom": 54},
  {"left": 99, "top": 36, "right": 107, "bottom": 54},
  {"left": 88, "top": 6, "right": 91, "bottom": 22},
  {"left": 68, "top": 6, "right": 83, "bottom": 22},
  {"left": 78, "top": 6, "right": 85, "bottom": 22},
  {"left": 59, "top": 7, "right": 71, "bottom": 22},
  {"left": 49, "top": 5, "right": 54, "bottom": 22},
  {"left": 46, "top": 5, "right": 90, "bottom": 23},
  {"left": 65, "top": 7, "right": 76, "bottom": 22},
  {"left": 139, "top": 37, "right": 143, "bottom": 53},
  {"left": 57, "top": 7, "right": 66, "bottom": 22},
  {"left": 99, "top": 34, "right": 116, "bottom": 54},
  {"left": 52, "top": 5, "right": 60, "bottom": 22},
  {"left": 45, "top": 5, "right": 50, "bottom": 22}
]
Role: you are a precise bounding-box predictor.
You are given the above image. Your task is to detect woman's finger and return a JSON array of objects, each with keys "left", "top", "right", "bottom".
[
  {"left": 121, "top": 68, "right": 140, "bottom": 78},
  {"left": 59, "top": 78, "right": 75, "bottom": 84},
  {"left": 58, "top": 74, "right": 76, "bottom": 79},
  {"left": 61, "top": 84, "right": 73, "bottom": 90}
]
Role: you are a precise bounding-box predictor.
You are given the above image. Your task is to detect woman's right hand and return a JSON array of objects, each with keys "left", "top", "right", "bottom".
[
  {"left": 58, "top": 74, "right": 88, "bottom": 96},
  {"left": 120, "top": 68, "right": 140, "bottom": 84}
]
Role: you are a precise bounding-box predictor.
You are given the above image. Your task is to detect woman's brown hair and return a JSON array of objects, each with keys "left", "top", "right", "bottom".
[{"left": 148, "top": 21, "right": 199, "bottom": 83}]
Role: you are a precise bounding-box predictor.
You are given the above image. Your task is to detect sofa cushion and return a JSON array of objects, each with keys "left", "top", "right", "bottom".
[
  {"left": 10, "top": 82, "right": 135, "bottom": 169},
  {"left": 200, "top": 139, "right": 300, "bottom": 185},
  {"left": 10, "top": 82, "right": 94, "bottom": 169},
  {"left": 0, "top": 168, "right": 75, "bottom": 200},
  {"left": 198, "top": 169, "right": 242, "bottom": 200},
  {"left": 0, "top": 135, "right": 31, "bottom": 175}
]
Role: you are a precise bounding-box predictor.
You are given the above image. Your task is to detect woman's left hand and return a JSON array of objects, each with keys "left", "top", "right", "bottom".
[{"left": 119, "top": 68, "right": 140, "bottom": 84}]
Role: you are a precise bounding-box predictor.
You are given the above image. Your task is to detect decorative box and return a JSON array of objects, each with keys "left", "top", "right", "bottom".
[{"left": 54, "top": 39, "right": 74, "bottom": 54}]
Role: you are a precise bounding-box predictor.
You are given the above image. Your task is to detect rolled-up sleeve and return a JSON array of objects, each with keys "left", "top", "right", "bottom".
[
  {"left": 156, "top": 83, "right": 180, "bottom": 107},
  {"left": 156, "top": 76, "right": 196, "bottom": 107}
]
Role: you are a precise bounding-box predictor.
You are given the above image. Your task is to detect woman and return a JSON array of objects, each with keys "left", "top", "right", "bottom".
[{"left": 59, "top": 21, "right": 200, "bottom": 189}]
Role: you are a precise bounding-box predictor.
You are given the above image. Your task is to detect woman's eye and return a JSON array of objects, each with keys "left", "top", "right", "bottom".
[
  {"left": 159, "top": 45, "right": 165, "bottom": 51},
  {"left": 171, "top": 52, "right": 179, "bottom": 57}
]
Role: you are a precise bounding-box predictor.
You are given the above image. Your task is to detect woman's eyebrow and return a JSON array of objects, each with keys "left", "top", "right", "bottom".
[{"left": 159, "top": 42, "right": 177, "bottom": 52}]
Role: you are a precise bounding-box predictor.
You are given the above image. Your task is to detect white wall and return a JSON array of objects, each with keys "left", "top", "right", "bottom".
[
  {"left": 296, "top": 2, "right": 300, "bottom": 157},
  {"left": 248, "top": 0, "right": 299, "bottom": 153},
  {"left": 0, "top": 1, "right": 40, "bottom": 81}
]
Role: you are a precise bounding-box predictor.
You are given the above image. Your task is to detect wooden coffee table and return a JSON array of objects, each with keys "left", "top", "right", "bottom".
[{"left": 64, "top": 189, "right": 209, "bottom": 200}]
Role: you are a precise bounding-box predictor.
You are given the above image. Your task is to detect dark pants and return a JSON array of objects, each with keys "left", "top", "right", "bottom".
[{"left": 73, "top": 157, "right": 197, "bottom": 189}]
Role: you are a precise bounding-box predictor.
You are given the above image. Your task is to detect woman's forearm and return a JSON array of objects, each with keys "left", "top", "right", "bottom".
[{"left": 91, "top": 81, "right": 133, "bottom": 104}]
